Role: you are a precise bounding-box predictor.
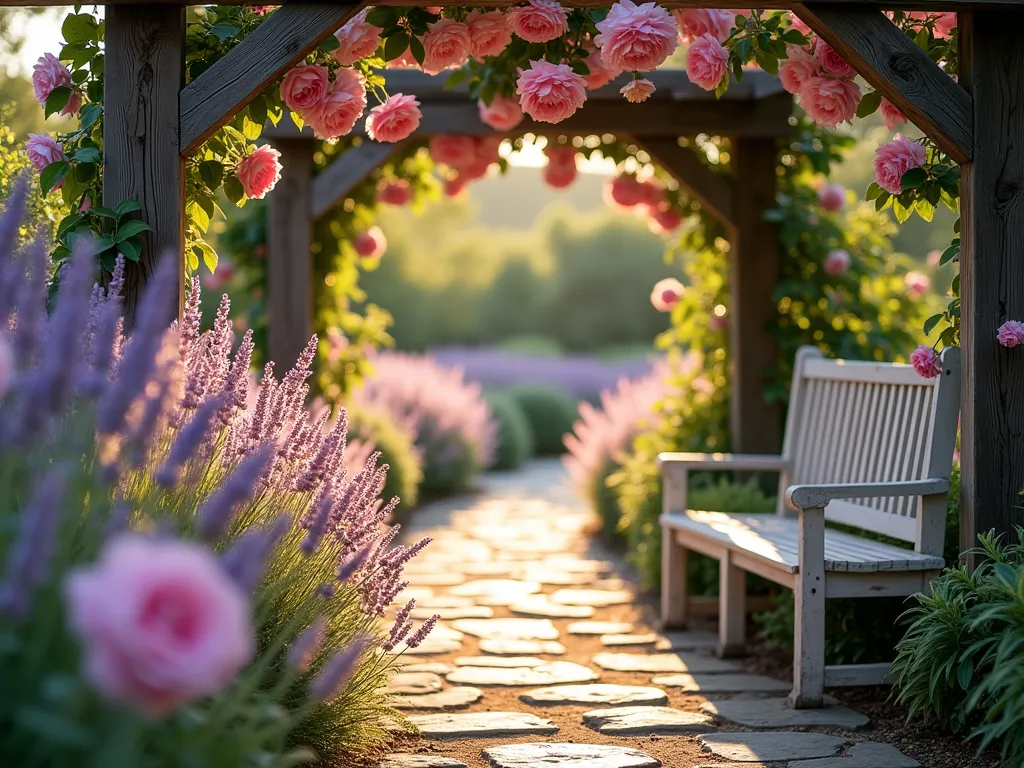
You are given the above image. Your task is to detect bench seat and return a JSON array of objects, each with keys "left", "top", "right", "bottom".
[{"left": 663, "top": 510, "right": 945, "bottom": 575}]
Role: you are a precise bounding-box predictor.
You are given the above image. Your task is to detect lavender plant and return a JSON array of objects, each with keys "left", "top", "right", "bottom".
[{"left": 0, "top": 180, "right": 434, "bottom": 766}]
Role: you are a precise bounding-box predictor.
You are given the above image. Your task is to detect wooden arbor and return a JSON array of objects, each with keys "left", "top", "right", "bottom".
[
  {"left": 262, "top": 67, "right": 793, "bottom": 457},
  {"left": 4, "top": 0, "right": 1022, "bottom": 555}
]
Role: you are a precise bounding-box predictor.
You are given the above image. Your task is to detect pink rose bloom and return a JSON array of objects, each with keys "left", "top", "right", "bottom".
[
  {"left": 353, "top": 226, "right": 387, "bottom": 259},
  {"left": 377, "top": 178, "right": 413, "bottom": 205},
  {"left": 583, "top": 46, "right": 622, "bottom": 90},
  {"left": 516, "top": 60, "right": 587, "bottom": 124},
  {"left": 543, "top": 163, "right": 577, "bottom": 188},
  {"left": 236, "top": 144, "right": 282, "bottom": 200},
  {"left": 638, "top": 177, "right": 665, "bottom": 209},
  {"left": 25, "top": 134, "right": 64, "bottom": 183},
  {"left": 421, "top": 18, "right": 472, "bottom": 75},
  {"left": 250, "top": 6, "right": 273, "bottom": 14},
  {"left": 910, "top": 345, "right": 941, "bottom": 378},
  {"left": 997, "top": 320, "right": 1024, "bottom": 348},
  {"left": 604, "top": 174, "right": 646, "bottom": 208},
  {"left": 64, "top": 535, "right": 253, "bottom": 718},
  {"left": 817, "top": 182, "right": 845, "bottom": 212},
  {"left": 467, "top": 10, "right": 513, "bottom": 58},
  {"left": 280, "top": 64, "right": 329, "bottom": 116},
  {"left": 621, "top": 78, "right": 655, "bottom": 103},
  {"left": 880, "top": 98, "right": 908, "bottom": 131},
  {"left": 686, "top": 33, "right": 729, "bottom": 91},
  {"left": 649, "top": 205, "right": 683, "bottom": 234},
  {"left": 333, "top": 9, "right": 382, "bottom": 66},
  {"left": 478, "top": 94, "right": 525, "bottom": 131},
  {"left": 673, "top": 8, "right": 734, "bottom": 43},
  {"left": 823, "top": 248, "right": 850, "bottom": 275},
  {"left": 445, "top": 175, "right": 469, "bottom": 197},
  {"left": 475, "top": 135, "right": 504, "bottom": 165},
  {"left": 934, "top": 12, "right": 956, "bottom": 38},
  {"left": 927, "top": 249, "right": 942, "bottom": 266},
  {"left": 650, "top": 277, "right": 684, "bottom": 312},
  {"left": 366, "top": 93, "right": 422, "bottom": 142},
  {"left": 813, "top": 38, "right": 855, "bottom": 79},
  {"left": 459, "top": 156, "right": 492, "bottom": 181},
  {"left": 510, "top": 0, "right": 568, "bottom": 43},
  {"left": 799, "top": 76, "right": 860, "bottom": 128},
  {"left": 788, "top": 14, "right": 812, "bottom": 35},
  {"left": 0, "top": 333, "right": 12, "bottom": 399},
  {"left": 595, "top": 0, "right": 679, "bottom": 72},
  {"left": 309, "top": 68, "right": 366, "bottom": 139},
  {"left": 430, "top": 134, "right": 479, "bottom": 168},
  {"left": 905, "top": 270, "right": 930, "bottom": 298},
  {"left": 386, "top": 47, "right": 421, "bottom": 69},
  {"left": 779, "top": 45, "right": 820, "bottom": 95},
  {"left": 545, "top": 144, "right": 577, "bottom": 170},
  {"left": 873, "top": 135, "right": 927, "bottom": 195},
  {"left": 32, "top": 53, "right": 80, "bottom": 116}
]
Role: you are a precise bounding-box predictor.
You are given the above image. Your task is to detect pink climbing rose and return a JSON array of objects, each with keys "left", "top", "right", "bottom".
[
  {"left": 621, "top": 78, "right": 656, "bottom": 103},
  {"left": 444, "top": 175, "right": 468, "bottom": 197},
  {"left": 421, "top": 18, "right": 472, "bottom": 75},
  {"left": 353, "top": 226, "right": 387, "bottom": 259},
  {"left": 309, "top": 68, "right": 366, "bottom": 139},
  {"left": 778, "top": 45, "right": 820, "bottom": 95},
  {"left": 910, "top": 345, "right": 941, "bottom": 378},
  {"left": 509, "top": 0, "right": 568, "bottom": 43},
  {"left": 25, "top": 134, "right": 64, "bottom": 183},
  {"left": 873, "top": 135, "right": 927, "bottom": 195},
  {"left": 650, "top": 277, "right": 684, "bottom": 312},
  {"left": 543, "top": 163, "right": 577, "bottom": 189},
  {"left": 997, "top": 320, "right": 1024, "bottom": 348},
  {"left": 333, "top": 9, "right": 382, "bottom": 66},
  {"left": 467, "top": 10, "right": 513, "bottom": 58},
  {"left": 516, "top": 60, "right": 587, "bottom": 124},
  {"left": 605, "top": 174, "right": 646, "bottom": 208},
  {"left": 813, "top": 38, "right": 855, "bottom": 79},
  {"left": 236, "top": 145, "right": 282, "bottom": 200},
  {"left": 638, "top": 177, "right": 665, "bottom": 209},
  {"left": 377, "top": 178, "right": 413, "bottom": 205},
  {"left": 648, "top": 205, "right": 683, "bottom": 235},
  {"left": 817, "top": 183, "right": 845, "bottom": 212},
  {"left": 595, "top": 0, "right": 679, "bottom": 73},
  {"left": 822, "top": 248, "right": 850, "bottom": 275},
  {"left": 478, "top": 94, "right": 525, "bottom": 131},
  {"left": 686, "top": 33, "right": 729, "bottom": 91},
  {"left": 430, "top": 134, "right": 480, "bottom": 168},
  {"left": 64, "top": 535, "right": 253, "bottom": 719},
  {"left": 280, "top": 64, "right": 329, "bottom": 115},
  {"left": 673, "top": 8, "right": 734, "bottom": 43},
  {"left": 32, "top": 53, "right": 80, "bottom": 116},
  {"left": 880, "top": 98, "right": 908, "bottom": 131},
  {"left": 366, "top": 93, "right": 422, "bottom": 143},
  {"left": 799, "top": 76, "right": 860, "bottom": 128},
  {"left": 582, "top": 47, "right": 622, "bottom": 90},
  {"left": 904, "top": 271, "right": 930, "bottom": 299}
]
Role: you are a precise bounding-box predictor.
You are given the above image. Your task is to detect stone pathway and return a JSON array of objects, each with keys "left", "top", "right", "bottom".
[{"left": 382, "top": 460, "right": 920, "bottom": 768}]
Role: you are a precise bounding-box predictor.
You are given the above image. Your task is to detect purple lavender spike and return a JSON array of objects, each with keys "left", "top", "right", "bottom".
[
  {"left": 310, "top": 636, "right": 370, "bottom": 701},
  {"left": 11, "top": 236, "right": 48, "bottom": 368},
  {"left": 0, "top": 466, "right": 67, "bottom": 619},
  {"left": 0, "top": 175, "right": 28, "bottom": 290},
  {"left": 155, "top": 395, "right": 226, "bottom": 488},
  {"left": 406, "top": 616, "right": 439, "bottom": 649},
  {"left": 81, "top": 302, "right": 123, "bottom": 398},
  {"left": 382, "top": 599, "right": 415, "bottom": 652},
  {"left": 197, "top": 444, "right": 275, "bottom": 540},
  {"left": 220, "top": 513, "right": 289, "bottom": 592},
  {"left": 103, "top": 500, "right": 133, "bottom": 540},
  {"left": 287, "top": 618, "right": 327, "bottom": 673},
  {"left": 301, "top": 487, "right": 332, "bottom": 556},
  {"left": 336, "top": 543, "right": 373, "bottom": 583}
]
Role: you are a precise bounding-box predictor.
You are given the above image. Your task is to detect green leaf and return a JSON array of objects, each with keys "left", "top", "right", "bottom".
[
  {"left": 409, "top": 35, "right": 425, "bottom": 65},
  {"left": 223, "top": 176, "right": 246, "bottom": 206},
  {"left": 79, "top": 102, "right": 102, "bottom": 131},
  {"left": 62, "top": 13, "right": 99, "bottom": 44},
  {"left": 45, "top": 86, "right": 72, "bottom": 119},
  {"left": 199, "top": 160, "right": 224, "bottom": 190},
  {"left": 186, "top": 247, "right": 200, "bottom": 272},
  {"left": 714, "top": 76, "right": 730, "bottom": 98},
  {"left": 939, "top": 245, "right": 959, "bottom": 265},
  {"left": 900, "top": 167, "right": 928, "bottom": 192},
  {"left": 40, "top": 161, "right": 70, "bottom": 196},
  {"left": 366, "top": 6, "right": 398, "bottom": 27},
  {"left": 118, "top": 237, "right": 141, "bottom": 262},
  {"left": 571, "top": 59, "right": 591, "bottom": 76},
  {"left": 186, "top": 200, "right": 211, "bottom": 234},
  {"left": 73, "top": 146, "right": 101, "bottom": 164},
  {"left": 90, "top": 54, "right": 104, "bottom": 79},
  {"left": 248, "top": 95, "right": 268, "bottom": 127},
  {"left": 94, "top": 234, "right": 116, "bottom": 253},
  {"left": 88, "top": 206, "right": 119, "bottom": 219},
  {"left": 384, "top": 32, "right": 410, "bottom": 62},
  {"left": 115, "top": 220, "right": 152, "bottom": 242},
  {"left": 856, "top": 89, "right": 882, "bottom": 119},
  {"left": 209, "top": 23, "right": 241, "bottom": 41},
  {"left": 782, "top": 29, "right": 808, "bottom": 45},
  {"left": 916, "top": 198, "right": 935, "bottom": 222},
  {"left": 893, "top": 198, "right": 912, "bottom": 223},
  {"left": 445, "top": 68, "right": 467, "bottom": 88},
  {"left": 864, "top": 182, "right": 883, "bottom": 201},
  {"left": 196, "top": 240, "right": 218, "bottom": 274},
  {"left": 318, "top": 34, "right": 340, "bottom": 52},
  {"left": 115, "top": 198, "right": 142, "bottom": 217},
  {"left": 923, "top": 313, "right": 944, "bottom": 335},
  {"left": 242, "top": 114, "right": 263, "bottom": 141},
  {"left": 754, "top": 51, "right": 779, "bottom": 76}
]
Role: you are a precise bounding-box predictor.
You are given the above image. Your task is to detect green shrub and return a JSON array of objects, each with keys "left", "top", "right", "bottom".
[
  {"left": 485, "top": 392, "right": 535, "bottom": 470},
  {"left": 507, "top": 384, "right": 579, "bottom": 456},
  {"left": 345, "top": 405, "right": 424, "bottom": 512}
]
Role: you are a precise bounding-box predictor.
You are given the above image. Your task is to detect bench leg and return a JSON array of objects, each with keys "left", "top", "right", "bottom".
[
  {"left": 718, "top": 551, "right": 746, "bottom": 657},
  {"left": 661, "top": 527, "right": 688, "bottom": 629},
  {"left": 790, "top": 507, "right": 826, "bottom": 708}
]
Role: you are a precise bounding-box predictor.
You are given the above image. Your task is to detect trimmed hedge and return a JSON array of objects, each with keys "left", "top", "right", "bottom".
[
  {"left": 485, "top": 391, "right": 535, "bottom": 470},
  {"left": 506, "top": 384, "right": 579, "bottom": 456},
  {"left": 345, "top": 404, "right": 424, "bottom": 513}
]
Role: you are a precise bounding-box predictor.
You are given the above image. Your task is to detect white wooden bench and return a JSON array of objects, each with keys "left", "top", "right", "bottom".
[{"left": 659, "top": 345, "right": 961, "bottom": 708}]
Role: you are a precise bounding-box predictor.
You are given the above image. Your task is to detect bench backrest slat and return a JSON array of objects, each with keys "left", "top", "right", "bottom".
[{"left": 777, "top": 347, "right": 961, "bottom": 550}]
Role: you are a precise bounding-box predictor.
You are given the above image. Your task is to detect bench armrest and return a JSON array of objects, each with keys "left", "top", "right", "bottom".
[
  {"left": 657, "top": 452, "right": 790, "bottom": 472},
  {"left": 785, "top": 478, "right": 950, "bottom": 511}
]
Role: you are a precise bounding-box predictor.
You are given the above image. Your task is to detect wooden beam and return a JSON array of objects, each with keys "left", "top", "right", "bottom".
[
  {"left": 179, "top": 3, "right": 362, "bottom": 155},
  {"left": 957, "top": 9, "right": 1024, "bottom": 553},
  {"left": 640, "top": 138, "right": 734, "bottom": 227},
  {"left": 311, "top": 140, "right": 405, "bottom": 218},
  {"left": 266, "top": 138, "right": 315, "bottom": 369},
  {"left": 103, "top": 5, "right": 185, "bottom": 327},
  {"left": 729, "top": 137, "right": 782, "bottom": 457},
  {"left": 792, "top": 4, "right": 972, "bottom": 164}
]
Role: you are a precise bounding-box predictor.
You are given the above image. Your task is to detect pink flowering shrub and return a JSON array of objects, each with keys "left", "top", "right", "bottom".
[
  {"left": 686, "top": 33, "right": 729, "bottom": 91},
  {"left": 333, "top": 9, "right": 382, "bottom": 66},
  {"left": 366, "top": 93, "right": 422, "bottom": 142},
  {"left": 910, "top": 344, "right": 942, "bottom": 378},
  {"left": 510, "top": 0, "right": 568, "bottom": 43},
  {"left": 32, "top": 52, "right": 80, "bottom": 116},
  {"left": 516, "top": 60, "right": 587, "bottom": 123},
  {"left": 595, "top": 0, "right": 679, "bottom": 72},
  {"left": 353, "top": 226, "right": 387, "bottom": 259},
  {"left": 874, "top": 135, "right": 927, "bottom": 195},
  {"left": 467, "top": 10, "right": 513, "bottom": 58},
  {"left": 650, "top": 277, "right": 684, "bottom": 312},
  {"left": 478, "top": 94, "right": 525, "bottom": 131},
  {"left": 421, "top": 18, "right": 472, "bottom": 74},
  {"left": 998, "top": 321, "right": 1024, "bottom": 349},
  {"left": 236, "top": 145, "right": 282, "bottom": 200},
  {"left": 621, "top": 78, "right": 656, "bottom": 103}
]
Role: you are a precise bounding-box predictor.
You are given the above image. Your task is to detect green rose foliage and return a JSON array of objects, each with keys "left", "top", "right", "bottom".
[{"left": 484, "top": 391, "right": 535, "bottom": 471}]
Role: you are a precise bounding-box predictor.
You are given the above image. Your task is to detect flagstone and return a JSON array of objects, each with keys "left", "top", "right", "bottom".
[
  {"left": 454, "top": 656, "right": 545, "bottom": 668},
  {"left": 551, "top": 588, "right": 634, "bottom": 607},
  {"left": 521, "top": 684, "right": 668, "bottom": 707},
  {"left": 412, "top": 605, "right": 495, "bottom": 620},
  {"left": 510, "top": 596, "right": 595, "bottom": 619},
  {"left": 583, "top": 706, "right": 714, "bottom": 735},
  {"left": 386, "top": 672, "right": 445, "bottom": 695},
  {"left": 447, "top": 661, "right": 599, "bottom": 687},
  {"left": 798, "top": 741, "right": 921, "bottom": 768},
  {"left": 391, "top": 687, "right": 484, "bottom": 711},
  {"left": 407, "top": 712, "right": 558, "bottom": 739},
  {"left": 593, "top": 653, "right": 741, "bottom": 674},
  {"left": 702, "top": 697, "right": 870, "bottom": 729},
  {"left": 698, "top": 732, "right": 845, "bottom": 762},
  {"left": 651, "top": 672, "right": 790, "bottom": 693},
  {"left": 483, "top": 743, "right": 660, "bottom": 768},
  {"left": 479, "top": 638, "right": 567, "bottom": 656},
  {"left": 381, "top": 755, "right": 468, "bottom": 768},
  {"left": 451, "top": 618, "right": 560, "bottom": 641},
  {"left": 569, "top": 621, "right": 634, "bottom": 635}
]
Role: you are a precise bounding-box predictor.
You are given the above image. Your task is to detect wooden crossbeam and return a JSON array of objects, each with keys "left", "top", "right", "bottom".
[
  {"left": 793, "top": 4, "right": 973, "bottom": 163},
  {"left": 179, "top": 2, "right": 363, "bottom": 155},
  {"left": 311, "top": 141, "right": 406, "bottom": 218},
  {"left": 639, "top": 138, "right": 735, "bottom": 227}
]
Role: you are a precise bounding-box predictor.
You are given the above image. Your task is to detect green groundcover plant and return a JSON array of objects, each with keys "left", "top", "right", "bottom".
[{"left": 0, "top": 182, "right": 435, "bottom": 767}]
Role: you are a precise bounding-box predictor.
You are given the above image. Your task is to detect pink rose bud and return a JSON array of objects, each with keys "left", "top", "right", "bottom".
[
  {"left": 32, "top": 53, "right": 80, "bottom": 116},
  {"left": 686, "top": 33, "right": 729, "bottom": 91},
  {"left": 582, "top": 46, "right": 622, "bottom": 90},
  {"left": 604, "top": 174, "right": 646, "bottom": 208},
  {"left": 650, "top": 277, "right": 684, "bottom": 312},
  {"left": 25, "top": 134, "right": 65, "bottom": 186},
  {"left": 333, "top": 9, "right": 382, "bottom": 66},
  {"left": 377, "top": 178, "right": 413, "bottom": 205},
  {"left": 0, "top": 332, "right": 13, "bottom": 399},
  {"left": 799, "top": 75, "right": 861, "bottom": 128},
  {"left": 822, "top": 248, "right": 850, "bottom": 275},
  {"left": 813, "top": 38, "right": 855, "bottom": 79},
  {"left": 421, "top": 18, "right": 472, "bottom": 75},
  {"left": 817, "top": 182, "right": 845, "bottom": 212},
  {"left": 516, "top": 60, "right": 587, "bottom": 123},
  {"left": 478, "top": 94, "right": 525, "bottom": 131},
  {"left": 466, "top": 10, "right": 513, "bottom": 58},
  {"left": 910, "top": 344, "right": 941, "bottom": 378},
  {"left": 308, "top": 68, "right": 366, "bottom": 140},
  {"left": 873, "top": 135, "right": 927, "bottom": 195},
  {"left": 595, "top": 0, "right": 679, "bottom": 72},
  {"left": 997, "top": 320, "right": 1024, "bottom": 348},
  {"left": 430, "top": 134, "right": 480, "bottom": 169},
  {"left": 64, "top": 535, "right": 253, "bottom": 718},
  {"left": 236, "top": 144, "right": 282, "bottom": 200},
  {"left": 778, "top": 45, "right": 820, "bottom": 95},
  {"left": 673, "top": 8, "right": 734, "bottom": 43},
  {"left": 880, "top": 98, "right": 908, "bottom": 131},
  {"left": 279, "top": 64, "right": 329, "bottom": 116},
  {"left": 904, "top": 270, "right": 930, "bottom": 299},
  {"left": 366, "top": 93, "right": 422, "bottom": 143},
  {"left": 621, "top": 78, "right": 656, "bottom": 103},
  {"left": 509, "top": 0, "right": 568, "bottom": 43},
  {"left": 353, "top": 226, "right": 387, "bottom": 259}
]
